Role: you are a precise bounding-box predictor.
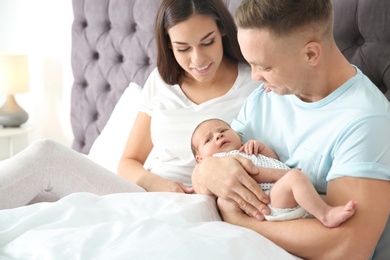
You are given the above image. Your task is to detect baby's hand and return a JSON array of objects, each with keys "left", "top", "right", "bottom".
[{"left": 239, "top": 140, "right": 264, "bottom": 156}]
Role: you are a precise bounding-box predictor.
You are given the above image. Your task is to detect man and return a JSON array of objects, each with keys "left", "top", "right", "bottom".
[{"left": 192, "top": 0, "right": 390, "bottom": 258}]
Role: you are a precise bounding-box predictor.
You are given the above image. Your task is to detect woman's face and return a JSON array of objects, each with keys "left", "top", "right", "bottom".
[{"left": 168, "top": 14, "right": 224, "bottom": 83}]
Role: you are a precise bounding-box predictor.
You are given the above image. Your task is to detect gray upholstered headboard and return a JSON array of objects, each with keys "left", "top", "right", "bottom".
[{"left": 71, "top": 0, "right": 390, "bottom": 154}]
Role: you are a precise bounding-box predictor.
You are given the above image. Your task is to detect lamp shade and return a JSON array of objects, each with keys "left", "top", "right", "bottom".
[{"left": 0, "top": 54, "right": 30, "bottom": 94}]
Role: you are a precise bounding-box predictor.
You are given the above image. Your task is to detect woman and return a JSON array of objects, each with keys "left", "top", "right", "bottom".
[
  {"left": 0, "top": 0, "right": 258, "bottom": 209},
  {"left": 118, "top": 0, "right": 258, "bottom": 192}
]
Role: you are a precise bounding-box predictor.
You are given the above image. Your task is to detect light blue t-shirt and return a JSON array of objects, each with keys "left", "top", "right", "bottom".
[{"left": 231, "top": 67, "right": 390, "bottom": 258}]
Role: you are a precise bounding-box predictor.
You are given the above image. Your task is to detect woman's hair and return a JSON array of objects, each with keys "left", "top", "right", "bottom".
[
  {"left": 236, "top": 0, "right": 333, "bottom": 39},
  {"left": 155, "top": 0, "right": 246, "bottom": 85}
]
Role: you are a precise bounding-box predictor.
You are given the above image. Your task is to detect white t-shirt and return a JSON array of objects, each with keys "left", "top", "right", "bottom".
[{"left": 140, "top": 63, "right": 259, "bottom": 185}]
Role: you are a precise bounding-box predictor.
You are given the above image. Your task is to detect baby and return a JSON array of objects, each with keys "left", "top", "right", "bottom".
[{"left": 191, "top": 118, "right": 357, "bottom": 227}]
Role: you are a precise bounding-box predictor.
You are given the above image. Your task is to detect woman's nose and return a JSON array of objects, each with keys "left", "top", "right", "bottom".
[{"left": 192, "top": 48, "right": 205, "bottom": 65}]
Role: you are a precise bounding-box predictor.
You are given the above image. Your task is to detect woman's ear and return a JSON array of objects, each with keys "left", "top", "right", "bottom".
[{"left": 220, "top": 28, "right": 227, "bottom": 37}]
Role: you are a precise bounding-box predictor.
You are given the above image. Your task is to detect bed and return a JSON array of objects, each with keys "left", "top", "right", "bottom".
[{"left": 1, "top": 0, "right": 389, "bottom": 259}]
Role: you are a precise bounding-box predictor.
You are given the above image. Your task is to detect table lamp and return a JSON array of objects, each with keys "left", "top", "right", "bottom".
[{"left": 0, "top": 54, "right": 30, "bottom": 127}]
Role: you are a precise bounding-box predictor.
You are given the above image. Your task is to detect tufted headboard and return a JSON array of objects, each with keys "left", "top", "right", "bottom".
[{"left": 71, "top": 0, "right": 390, "bottom": 154}]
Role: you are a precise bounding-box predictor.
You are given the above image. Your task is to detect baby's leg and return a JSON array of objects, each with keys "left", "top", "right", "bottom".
[
  {"left": 0, "top": 139, "right": 145, "bottom": 209},
  {"left": 269, "top": 169, "right": 356, "bottom": 227}
]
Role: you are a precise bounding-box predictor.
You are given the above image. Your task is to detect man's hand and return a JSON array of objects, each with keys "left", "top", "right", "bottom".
[
  {"left": 217, "top": 197, "right": 248, "bottom": 221},
  {"left": 192, "top": 155, "right": 270, "bottom": 219}
]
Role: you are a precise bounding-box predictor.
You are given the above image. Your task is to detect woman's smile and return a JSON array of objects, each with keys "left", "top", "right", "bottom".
[{"left": 192, "top": 63, "right": 212, "bottom": 74}]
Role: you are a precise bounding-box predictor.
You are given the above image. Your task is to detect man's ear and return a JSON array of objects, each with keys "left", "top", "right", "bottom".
[{"left": 305, "top": 41, "right": 321, "bottom": 66}]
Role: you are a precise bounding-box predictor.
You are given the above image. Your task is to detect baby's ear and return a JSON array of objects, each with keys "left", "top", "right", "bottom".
[{"left": 195, "top": 155, "right": 202, "bottom": 163}]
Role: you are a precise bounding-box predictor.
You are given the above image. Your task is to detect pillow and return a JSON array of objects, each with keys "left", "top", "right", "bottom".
[{"left": 87, "top": 82, "right": 142, "bottom": 173}]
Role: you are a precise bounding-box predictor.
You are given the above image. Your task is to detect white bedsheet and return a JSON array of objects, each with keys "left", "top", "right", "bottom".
[{"left": 0, "top": 192, "right": 300, "bottom": 260}]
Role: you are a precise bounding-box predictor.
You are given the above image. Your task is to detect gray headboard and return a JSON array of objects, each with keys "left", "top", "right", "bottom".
[{"left": 71, "top": 0, "right": 390, "bottom": 154}]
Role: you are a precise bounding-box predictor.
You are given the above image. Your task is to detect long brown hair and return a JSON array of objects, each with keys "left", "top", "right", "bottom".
[{"left": 155, "top": 0, "right": 246, "bottom": 85}]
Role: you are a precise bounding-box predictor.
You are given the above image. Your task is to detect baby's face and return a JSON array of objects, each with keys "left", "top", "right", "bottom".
[{"left": 193, "top": 120, "right": 242, "bottom": 161}]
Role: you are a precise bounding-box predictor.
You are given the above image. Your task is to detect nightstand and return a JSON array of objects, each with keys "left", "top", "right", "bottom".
[{"left": 0, "top": 126, "right": 34, "bottom": 160}]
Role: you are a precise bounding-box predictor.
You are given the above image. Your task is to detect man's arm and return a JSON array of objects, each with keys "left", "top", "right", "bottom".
[{"left": 218, "top": 177, "right": 389, "bottom": 259}]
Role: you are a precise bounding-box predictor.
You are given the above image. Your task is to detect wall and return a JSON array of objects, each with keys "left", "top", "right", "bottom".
[{"left": 0, "top": 0, "right": 74, "bottom": 147}]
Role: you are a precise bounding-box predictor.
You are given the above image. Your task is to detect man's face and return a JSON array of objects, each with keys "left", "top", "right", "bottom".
[{"left": 237, "top": 28, "right": 310, "bottom": 96}]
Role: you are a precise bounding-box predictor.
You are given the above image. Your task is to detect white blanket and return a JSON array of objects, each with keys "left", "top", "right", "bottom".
[{"left": 0, "top": 192, "right": 300, "bottom": 260}]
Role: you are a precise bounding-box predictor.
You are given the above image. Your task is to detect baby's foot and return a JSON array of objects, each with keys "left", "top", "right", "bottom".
[{"left": 322, "top": 200, "right": 357, "bottom": 228}]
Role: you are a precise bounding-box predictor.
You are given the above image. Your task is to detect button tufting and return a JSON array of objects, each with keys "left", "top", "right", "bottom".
[
  {"left": 82, "top": 21, "right": 88, "bottom": 28},
  {"left": 353, "top": 35, "right": 365, "bottom": 47},
  {"left": 93, "top": 52, "right": 100, "bottom": 60},
  {"left": 131, "top": 23, "right": 136, "bottom": 32},
  {"left": 93, "top": 113, "right": 99, "bottom": 121},
  {"left": 81, "top": 81, "right": 88, "bottom": 88}
]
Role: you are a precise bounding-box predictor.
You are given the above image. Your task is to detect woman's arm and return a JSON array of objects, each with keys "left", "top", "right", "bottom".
[{"left": 118, "top": 112, "right": 193, "bottom": 193}]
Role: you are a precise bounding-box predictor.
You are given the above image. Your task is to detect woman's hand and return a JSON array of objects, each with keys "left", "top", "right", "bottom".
[
  {"left": 192, "top": 155, "right": 270, "bottom": 219},
  {"left": 156, "top": 180, "right": 195, "bottom": 193},
  {"left": 143, "top": 174, "right": 194, "bottom": 193}
]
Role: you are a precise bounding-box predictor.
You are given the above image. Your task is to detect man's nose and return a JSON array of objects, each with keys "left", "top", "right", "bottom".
[{"left": 252, "top": 69, "right": 266, "bottom": 82}]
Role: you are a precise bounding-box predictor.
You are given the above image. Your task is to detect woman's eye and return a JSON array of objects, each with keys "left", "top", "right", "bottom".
[
  {"left": 203, "top": 39, "right": 215, "bottom": 47},
  {"left": 177, "top": 47, "right": 190, "bottom": 53}
]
